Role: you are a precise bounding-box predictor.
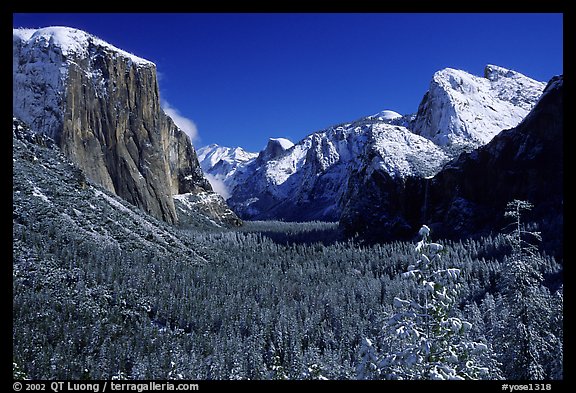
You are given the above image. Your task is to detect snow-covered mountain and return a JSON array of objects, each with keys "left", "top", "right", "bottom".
[
  {"left": 198, "top": 145, "right": 259, "bottom": 170},
  {"left": 412, "top": 65, "right": 545, "bottom": 147},
  {"left": 199, "top": 65, "right": 545, "bottom": 222},
  {"left": 197, "top": 144, "right": 258, "bottom": 192},
  {"left": 13, "top": 26, "right": 240, "bottom": 227},
  {"left": 200, "top": 117, "right": 450, "bottom": 221},
  {"left": 341, "top": 75, "right": 563, "bottom": 257}
]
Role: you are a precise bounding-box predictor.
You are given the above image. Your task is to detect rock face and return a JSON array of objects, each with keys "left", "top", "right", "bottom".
[
  {"left": 12, "top": 116, "right": 212, "bottom": 258},
  {"left": 257, "top": 138, "right": 295, "bottom": 162},
  {"left": 341, "top": 75, "right": 563, "bottom": 258},
  {"left": 12, "top": 27, "right": 235, "bottom": 225},
  {"left": 173, "top": 192, "right": 243, "bottom": 228}
]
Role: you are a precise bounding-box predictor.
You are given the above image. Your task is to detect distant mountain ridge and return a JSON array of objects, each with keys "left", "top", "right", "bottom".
[{"left": 199, "top": 65, "right": 546, "bottom": 222}]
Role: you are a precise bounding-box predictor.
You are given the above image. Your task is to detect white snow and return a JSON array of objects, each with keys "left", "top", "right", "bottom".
[
  {"left": 91, "top": 188, "right": 199, "bottom": 253},
  {"left": 199, "top": 114, "right": 451, "bottom": 221},
  {"left": 13, "top": 28, "right": 36, "bottom": 41},
  {"left": 472, "top": 342, "right": 488, "bottom": 353},
  {"left": 198, "top": 64, "right": 546, "bottom": 220},
  {"left": 197, "top": 145, "right": 258, "bottom": 193},
  {"left": 13, "top": 30, "right": 66, "bottom": 139},
  {"left": 368, "top": 123, "right": 449, "bottom": 178},
  {"left": 393, "top": 297, "right": 410, "bottom": 308},
  {"left": 14, "top": 27, "right": 153, "bottom": 66},
  {"left": 93, "top": 189, "right": 132, "bottom": 214},
  {"left": 175, "top": 191, "right": 237, "bottom": 219},
  {"left": 32, "top": 186, "right": 50, "bottom": 203},
  {"left": 262, "top": 141, "right": 309, "bottom": 187},
  {"left": 374, "top": 110, "right": 403, "bottom": 121},
  {"left": 198, "top": 144, "right": 257, "bottom": 170},
  {"left": 173, "top": 192, "right": 232, "bottom": 227},
  {"left": 200, "top": 116, "right": 450, "bottom": 214},
  {"left": 174, "top": 192, "right": 220, "bottom": 207},
  {"left": 413, "top": 65, "right": 545, "bottom": 146}
]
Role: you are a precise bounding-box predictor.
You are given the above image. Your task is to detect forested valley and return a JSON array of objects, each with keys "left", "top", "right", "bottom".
[{"left": 13, "top": 212, "right": 563, "bottom": 380}]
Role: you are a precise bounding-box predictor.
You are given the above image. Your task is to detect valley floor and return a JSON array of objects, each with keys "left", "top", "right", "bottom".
[{"left": 13, "top": 214, "right": 563, "bottom": 380}]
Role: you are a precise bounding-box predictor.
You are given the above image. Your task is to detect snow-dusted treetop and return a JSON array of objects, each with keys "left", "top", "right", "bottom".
[{"left": 13, "top": 26, "right": 153, "bottom": 66}]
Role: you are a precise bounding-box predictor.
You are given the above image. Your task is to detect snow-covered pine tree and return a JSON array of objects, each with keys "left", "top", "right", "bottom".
[
  {"left": 357, "top": 338, "right": 380, "bottom": 380},
  {"left": 495, "top": 200, "right": 563, "bottom": 380},
  {"left": 357, "top": 225, "right": 501, "bottom": 380},
  {"left": 550, "top": 286, "right": 563, "bottom": 380}
]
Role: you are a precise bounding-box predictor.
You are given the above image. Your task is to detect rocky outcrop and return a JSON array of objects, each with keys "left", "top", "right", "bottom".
[
  {"left": 341, "top": 75, "right": 563, "bottom": 258},
  {"left": 59, "top": 52, "right": 202, "bottom": 224},
  {"left": 256, "top": 138, "right": 294, "bottom": 162},
  {"left": 13, "top": 27, "right": 236, "bottom": 225},
  {"left": 200, "top": 118, "right": 450, "bottom": 222},
  {"left": 411, "top": 65, "right": 545, "bottom": 147},
  {"left": 12, "top": 116, "right": 213, "bottom": 260},
  {"left": 174, "top": 192, "right": 242, "bottom": 228}
]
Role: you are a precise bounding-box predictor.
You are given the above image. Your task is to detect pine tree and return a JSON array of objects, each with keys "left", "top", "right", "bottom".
[
  {"left": 550, "top": 286, "right": 563, "bottom": 380},
  {"left": 496, "top": 200, "right": 563, "bottom": 380},
  {"left": 357, "top": 225, "right": 501, "bottom": 380}
]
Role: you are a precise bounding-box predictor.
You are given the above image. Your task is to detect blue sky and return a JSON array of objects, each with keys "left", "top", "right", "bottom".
[{"left": 13, "top": 13, "right": 563, "bottom": 152}]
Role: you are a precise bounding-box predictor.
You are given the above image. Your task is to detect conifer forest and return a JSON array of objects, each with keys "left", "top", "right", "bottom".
[{"left": 13, "top": 204, "right": 563, "bottom": 380}]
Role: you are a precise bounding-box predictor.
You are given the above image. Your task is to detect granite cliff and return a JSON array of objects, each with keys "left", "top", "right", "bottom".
[{"left": 13, "top": 27, "right": 237, "bottom": 226}]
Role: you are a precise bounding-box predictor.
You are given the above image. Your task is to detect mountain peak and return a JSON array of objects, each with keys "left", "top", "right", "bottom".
[
  {"left": 267, "top": 137, "right": 294, "bottom": 150},
  {"left": 258, "top": 137, "right": 294, "bottom": 161},
  {"left": 13, "top": 26, "right": 153, "bottom": 66},
  {"left": 374, "top": 110, "right": 402, "bottom": 121},
  {"left": 197, "top": 145, "right": 257, "bottom": 169},
  {"left": 413, "top": 65, "right": 545, "bottom": 146}
]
